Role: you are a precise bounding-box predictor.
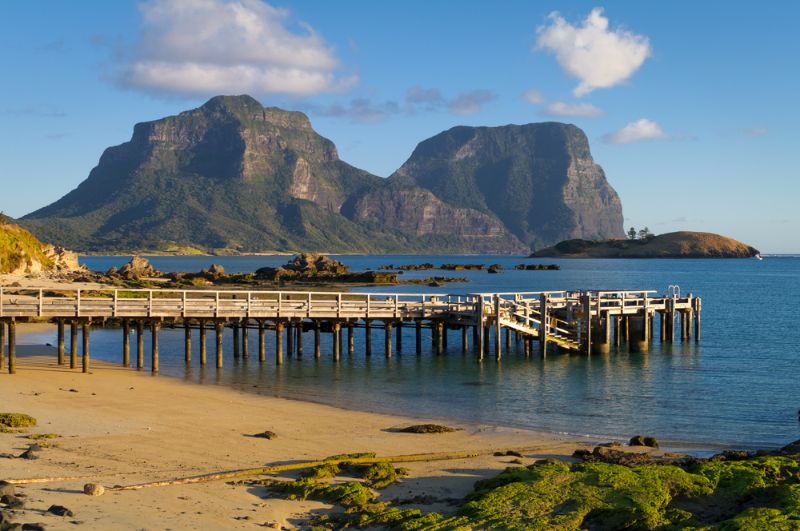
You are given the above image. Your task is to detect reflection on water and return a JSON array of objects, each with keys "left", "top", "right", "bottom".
[{"left": 30, "top": 255, "right": 797, "bottom": 450}]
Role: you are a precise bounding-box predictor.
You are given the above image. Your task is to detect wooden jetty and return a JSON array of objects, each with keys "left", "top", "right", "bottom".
[{"left": 0, "top": 287, "right": 701, "bottom": 374}]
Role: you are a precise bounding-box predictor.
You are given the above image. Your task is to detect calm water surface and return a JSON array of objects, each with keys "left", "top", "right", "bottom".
[{"left": 25, "top": 255, "right": 800, "bottom": 450}]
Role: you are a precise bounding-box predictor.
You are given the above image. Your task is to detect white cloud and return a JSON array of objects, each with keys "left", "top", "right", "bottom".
[
  {"left": 536, "top": 7, "right": 651, "bottom": 97},
  {"left": 603, "top": 118, "right": 668, "bottom": 144},
  {"left": 542, "top": 101, "right": 603, "bottom": 118},
  {"left": 522, "top": 89, "right": 545, "bottom": 104},
  {"left": 123, "top": 0, "right": 356, "bottom": 96}
]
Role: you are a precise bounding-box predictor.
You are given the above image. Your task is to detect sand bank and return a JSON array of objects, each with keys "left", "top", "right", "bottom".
[{"left": 0, "top": 324, "right": 587, "bottom": 530}]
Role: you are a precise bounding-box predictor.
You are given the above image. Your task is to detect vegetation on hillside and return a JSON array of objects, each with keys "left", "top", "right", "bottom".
[{"left": 0, "top": 218, "right": 53, "bottom": 274}]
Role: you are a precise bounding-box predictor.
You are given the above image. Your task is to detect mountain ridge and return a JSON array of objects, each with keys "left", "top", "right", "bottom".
[{"left": 20, "top": 95, "right": 624, "bottom": 254}]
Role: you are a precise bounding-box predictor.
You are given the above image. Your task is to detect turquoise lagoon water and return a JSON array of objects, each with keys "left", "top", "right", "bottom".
[{"left": 25, "top": 255, "right": 800, "bottom": 450}]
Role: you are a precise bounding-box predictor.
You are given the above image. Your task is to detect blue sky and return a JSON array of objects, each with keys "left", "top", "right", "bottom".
[{"left": 1, "top": 1, "right": 797, "bottom": 252}]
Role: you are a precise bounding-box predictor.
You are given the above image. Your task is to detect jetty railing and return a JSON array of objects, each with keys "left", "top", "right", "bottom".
[{"left": 0, "top": 286, "right": 700, "bottom": 375}]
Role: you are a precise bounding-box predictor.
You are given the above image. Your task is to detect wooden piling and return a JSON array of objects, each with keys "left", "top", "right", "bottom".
[
  {"left": 477, "top": 322, "right": 485, "bottom": 361},
  {"left": 57, "top": 319, "right": 65, "bottom": 365},
  {"left": 258, "top": 320, "right": 266, "bottom": 363},
  {"left": 539, "top": 294, "right": 549, "bottom": 357},
  {"left": 242, "top": 321, "right": 249, "bottom": 359},
  {"left": 215, "top": 320, "right": 224, "bottom": 369},
  {"left": 233, "top": 323, "right": 240, "bottom": 358},
  {"left": 347, "top": 322, "right": 354, "bottom": 354},
  {"left": 461, "top": 325, "right": 468, "bottom": 353},
  {"left": 332, "top": 321, "right": 341, "bottom": 361},
  {"left": 441, "top": 322, "right": 448, "bottom": 350},
  {"left": 287, "top": 322, "right": 294, "bottom": 357},
  {"left": 494, "top": 295, "right": 501, "bottom": 359},
  {"left": 0, "top": 321, "right": 4, "bottom": 371},
  {"left": 8, "top": 320, "right": 16, "bottom": 374},
  {"left": 136, "top": 321, "right": 144, "bottom": 370},
  {"left": 415, "top": 320, "right": 422, "bottom": 355},
  {"left": 122, "top": 320, "right": 130, "bottom": 367},
  {"left": 694, "top": 298, "right": 701, "bottom": 342},
  {"left": 199, "top": 320, "right": 207, "bottom": 365},
  {"left": 275, "top": 320, "right": 283, "bottom": 365},
  {"left": 659, "top": 312, "right": 666, "bottom": 342},
  {"left": 314, "top": 320, "right": 321, "bottom": 359},
  {"left": 582, "top": 293, "right": 592, "bottom": 354},
  {"left": 384, "top": 321, "right": 393, "bottom": 358},
  {"left": 70, "top": 320, "right": 78, "bottom": 369},
  {"left": 184, "top": 322, "right": 191, "bottom": 366},
  {"left": 296, "top": 322, "right": 303, "bottom": 356},
  {"left": 365, "top": 319, "right": 372, "bottom": 356},
  {"left": 151, "top": 321, "right": 160, "bottom": 374},
  {"left": 436, "top": 322, "right": 444, "bottom": 354},
  {"left": 82, "top": 320, "right": 91, "bottom": 373},
  {"left": 614, "top": 315, "right": 622, "bottom": 348},
  {"left": 395, "top": 321, "right": 402, "bottom": 352}
]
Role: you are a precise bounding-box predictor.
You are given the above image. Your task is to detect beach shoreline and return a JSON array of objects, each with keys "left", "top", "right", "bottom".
[{"left": 1, "top": 324, "right": 593, "bottom": 530}]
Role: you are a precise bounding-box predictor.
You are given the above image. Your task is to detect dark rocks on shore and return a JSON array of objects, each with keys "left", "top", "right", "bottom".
[
  {"left": 0, "top": 495, "right": 24, "bottom": 509},
  {"left": 629, "top": 435, "right": 659, "bottom": 448},
  {"left": 0, "top": 482, "right": 13, "bottom": 497},
  {"left": 47, "top": 505, "right": 73, "bottom": 517},
  {"left": 487, "top": 264, "right": 502, "bottom": 274},
  {"left": 397, "top": 424, "right": 459, "bottom": 434}
]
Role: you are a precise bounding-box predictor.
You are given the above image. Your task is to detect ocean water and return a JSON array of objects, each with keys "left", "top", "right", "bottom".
[{"left": 25, "top": 255, "right": 800, "bottom": 450}]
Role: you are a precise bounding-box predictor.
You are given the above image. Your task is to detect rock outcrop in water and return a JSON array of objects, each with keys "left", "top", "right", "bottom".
[
  {"left": 20, "top": 95, "right": 623, "bottom": 254},
  {"left": 532, "top": 231, "right": 760, "bottom": 258}
]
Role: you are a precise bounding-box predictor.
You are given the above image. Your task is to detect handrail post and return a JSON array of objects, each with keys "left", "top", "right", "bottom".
[
  {"left": 113, "top": 289, "right": 118, "bottom": 318},
  {"left": 394, "top": 294, "right": 399, "bottom": 319},
  {"left": 181, "top": 290, "right": 186, "bottom": 318},
  {"left": 148, "top": 290, "right": 153, "bottom": 318},
  {"left": 246, "top": 291, "right": 251, "bottom": 318},
  {"left": 38, "top": 289, "right": 43, "bottom": 317},
  {"left": 76, "top": 289, "right": 81, "bottom": 318},
  {"left": 0, "top": 286, "right": 3, "bottom": 317},
  {"left": 307, "top": 292, "right": 312, "bottom": 318},
  {"left": 214, "top": 291, "right": 220, "bottom": 318},
  {"left": 337, "top": 293, "right": 342, "bottom": 319}
]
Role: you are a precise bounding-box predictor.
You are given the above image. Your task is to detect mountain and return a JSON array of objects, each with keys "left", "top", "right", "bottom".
[
  {"left": 20, "top": 95, "right": 622, "bottom": 254},
  {"left": 0, "top": 219, "right": 80, "bottom": 275},
  {"left": 532, "top": 232, "right": 760, "bottom": 258},
  {"left": 378, "top": 123, "right": 625, "bottom": 249}
]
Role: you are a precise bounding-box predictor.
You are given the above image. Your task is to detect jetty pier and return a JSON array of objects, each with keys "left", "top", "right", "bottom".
[{"left": 0, "top": 287, "right": 701, "bottom": 374}]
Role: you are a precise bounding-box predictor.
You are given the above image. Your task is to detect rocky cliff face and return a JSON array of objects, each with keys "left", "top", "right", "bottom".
[
  {"left": 0, "top": 221, "right": 80, "bottom": 275},
  {"left": 389, "top": 123, "right": 624, "bottom": 248},
  {"left": 350, "top": 185, "right": 526, "bottom": 253},
  {"left": 20, "top": 96, "right": 623, "bottom": 254}
]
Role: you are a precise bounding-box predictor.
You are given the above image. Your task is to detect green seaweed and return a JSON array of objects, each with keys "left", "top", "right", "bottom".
[{"left": 0, "top": 413, "right": 37, "bottom": 428}]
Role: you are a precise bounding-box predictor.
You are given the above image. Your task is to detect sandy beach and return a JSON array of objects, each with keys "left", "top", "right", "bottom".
[{"left": 1, "top": 324, "right": 587, "bottom": 530}]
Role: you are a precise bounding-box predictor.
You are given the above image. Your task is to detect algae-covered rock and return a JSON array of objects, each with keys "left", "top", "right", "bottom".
[
  {"left": 0, "top": 413, "right": 37, "bottom": 428},
  {"left": 629, "top": 435, "right": 660, "bottom": 448}
]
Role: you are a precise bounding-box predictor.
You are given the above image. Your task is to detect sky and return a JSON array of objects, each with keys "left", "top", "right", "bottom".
[{"left": 0, "top": 1, "right": 797, "bottom": 253}]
